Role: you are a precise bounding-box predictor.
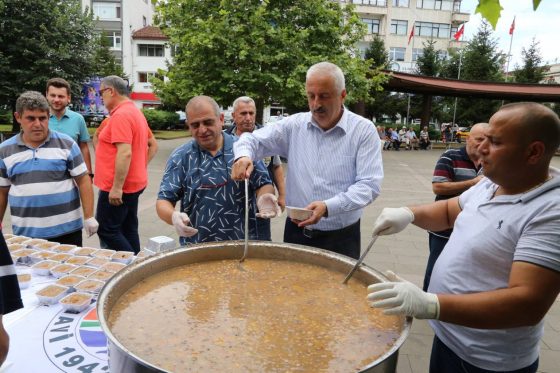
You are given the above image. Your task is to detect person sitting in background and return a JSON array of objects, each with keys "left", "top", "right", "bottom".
[
  {"left": 420, "top": 126, "right": 431, "bottom": 150},
  {"left": 405, "top": 127, "right": 419, "bottom": 150},
  {"left": 368, "top": 102, "right": 560, "bottom": 373},
  {"left": 388, "top": 128, "right": 401, "bottom": 151}
]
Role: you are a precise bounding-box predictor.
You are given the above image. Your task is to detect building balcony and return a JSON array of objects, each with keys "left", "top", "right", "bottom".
[
  {"left": 354, "top": 5, "right": 387, "bottom": 16},
  {"left": 448, "top": 39, "right": 468, "bottom": 49},
  {"left": 451, "top": 12, "right": 470, "bottom": 24}
]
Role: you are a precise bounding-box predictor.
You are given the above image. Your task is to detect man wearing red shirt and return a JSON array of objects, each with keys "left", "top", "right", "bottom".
[{"left": 95, "top": 76, "right": 150, "bottom": 253}]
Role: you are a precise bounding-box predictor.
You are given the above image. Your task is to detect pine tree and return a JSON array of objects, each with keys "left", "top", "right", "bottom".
[{"left": 513, "top": 38, "right": 547, "bottom": 83}]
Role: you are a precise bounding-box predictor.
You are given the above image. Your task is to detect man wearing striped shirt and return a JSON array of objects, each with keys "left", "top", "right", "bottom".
[
  {"left": 423, "top": 122, "right": 487, "bottom": 290},
  {"left": 0, "top": 91, "right": 98, "bottom": 246},
  {"left": 232, "top": 62, "right": 383, "bottom": 259}
]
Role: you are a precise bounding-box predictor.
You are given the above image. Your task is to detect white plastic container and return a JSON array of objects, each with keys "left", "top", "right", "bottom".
[
  {"left": 56, "top": 275, "right": 86, "bottom": 292},
  {"left": 286, "top": 206, "right": 313, "bottom": 221},
  {"left": 59, "top": 292, "right": 93, "bottom": 313},
  {"left": 31, "top": 260, "right": 59, "bottom": 276},
  {"left": 11, "top": 249, "right": 39, "bottom": 264},
  {"left": 111, "top": 251, "right": 134, "bottom": 264},
  {"left": 33, "top": 241, "right": 60, "bottom": 251},
  {"left": 73, "top": 247, "right": 98, "bottom": 257},
  {"left": 50, "top": 263, "right": 79, "bottom": 279},
  {"left": 29, "top": 250, "right": 57, "bottom": 264},
  {"left": 36, "top": 284, "right": 69, "bottom": 305},
  {"left": 146, "top": 236, "right": 176, "bottom": 253},
  {"left": 66, "top": 256, "right": 91, "bottom": 266},
  {"left": 17, "top": 273, "right": 31, "bottom": 289},
  {"left": 54, "top": 244, "right": 77, "bottom": 253},
  {"left": 74, "top": 279, "right": 104, "bottom": 295},
  {"left": 70, "top": 266, "right": 98, "bottom": 277},
  {"left": 101, "top": 262, "right": 127, "bottom": 274},
  {"left": 92, "top": 249, "right": 116, "bottom": 259}
]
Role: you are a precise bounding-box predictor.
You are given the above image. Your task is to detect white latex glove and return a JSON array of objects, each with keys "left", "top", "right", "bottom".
[
  {"left": 83, "top": 217, "right": 99, "bottom": 237},
  {"left": 367, "top": 271, "right": 440, "bottom": 319},
  {"left": 256, "top": 193, "right": 282, "bottom": 219},
  {"left": 171, "top": 211, "right": 198, "bottom": 237},
  {"left": 372, "top": 207, "right": 414, "bottom": 236}
]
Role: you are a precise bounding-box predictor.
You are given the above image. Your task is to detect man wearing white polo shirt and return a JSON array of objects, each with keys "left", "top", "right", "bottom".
[{"left": 368, "top": 102, "right": 560, "bottom": 373}]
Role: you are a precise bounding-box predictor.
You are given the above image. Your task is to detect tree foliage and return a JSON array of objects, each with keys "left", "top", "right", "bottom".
[
  {"left": 513, "top": 38, "right": 547, "bottom": 83},
  {"left": 91, "top": 33, "right": 127, "bottom": 79},
  {"left": 414, "top": 39, "right": 444, "bottom": 127},
  {"left": 0, "top": 0, "right": 98, "bottom": 124},
  {"left": 364, "top": 35, "right": 392, "bottom": 122},
  {"left": 475, "top": 0, "right": 542, "bottom": 29},
  {"left": 441, "top": 22, "right": 505, "bottom": 125},
  {"left": 152, "top": 0, "right": 384, "bottom": 119}
]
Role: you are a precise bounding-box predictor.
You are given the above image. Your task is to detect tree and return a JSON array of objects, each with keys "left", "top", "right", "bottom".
[
  {"left": 513, "top": 38, "right": 547, "bottom": 83},
  {"left": 152, "top": 0, "right": 384, "bottom": 122},
  {"left": 364, "top": 35, "right": 391, "bottom": 122},
  {"left": 0, "top": 0, "right": 98, "bottom": 129},
  {"left": 441, "top": 22, "right": 505, "bottom": 125},
  {"left": 414, "top": 39, "right": 443, "bottom": 127},
  {"left": 91, "top": 33, "right": 126, "bottom": 79}
]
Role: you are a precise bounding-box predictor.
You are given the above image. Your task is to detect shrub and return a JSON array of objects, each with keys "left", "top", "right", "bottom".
[{"left": 141, "top": 109, "right": 179, "bottom": 131}]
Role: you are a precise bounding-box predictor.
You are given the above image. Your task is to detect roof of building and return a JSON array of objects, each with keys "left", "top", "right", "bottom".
[
  {"left": 132, "top": 26, "right": 168, "bottom": 40},
  {"left": 384, "top": 71, "right": 560, "bottom": 102}
]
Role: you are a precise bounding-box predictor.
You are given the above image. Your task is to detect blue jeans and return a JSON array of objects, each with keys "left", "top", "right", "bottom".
[
  {"left": 423, "top": 232, "right": 449, "bottom": 291},
  {"left": 96, "top": 189, "right": 143, "bottom": 254},
  {"left": 430, "top": 335, "right": 538, "bottom": 373}
]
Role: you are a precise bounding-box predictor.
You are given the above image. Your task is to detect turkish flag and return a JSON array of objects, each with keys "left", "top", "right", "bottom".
[
  {"left": 408, "top": 23, "right": 415, "bottom": 45},
  {"left": 453, "top": 24, "right": 464, "bottom": 41},
  {"left": 509, "top": 17, "right": 516, "bottom": 35}
]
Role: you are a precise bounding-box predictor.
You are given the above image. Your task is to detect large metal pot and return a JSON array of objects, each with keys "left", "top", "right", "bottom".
[{"left": 97, "top": 241, "right": 412, "bottom": 372}]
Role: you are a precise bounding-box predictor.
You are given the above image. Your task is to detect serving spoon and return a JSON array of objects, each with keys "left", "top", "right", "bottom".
[
  {"left": 342, "top": 235, "right": 378, "bottom": 284},
  {"left": 239, "top": 179, "right": 249, "bottom": 263}
]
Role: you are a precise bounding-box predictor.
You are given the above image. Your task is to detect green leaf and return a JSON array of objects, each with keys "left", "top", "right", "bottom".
[
  {"left": 475, "top": 0, "right": 503, "bottom": 30},
  {"left": 533, "top": 0, "right": 542, "bottom": 10}
]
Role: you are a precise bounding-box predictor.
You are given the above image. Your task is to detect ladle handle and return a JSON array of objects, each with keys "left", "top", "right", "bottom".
[
  {"left": 240, "top": 179, "right": 249, "bottom": 262},
  {"left": 342, "top": 235, "right": 378, "bottom": 284}
]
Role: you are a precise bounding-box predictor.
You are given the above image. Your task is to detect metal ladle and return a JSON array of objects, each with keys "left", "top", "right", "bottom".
[
  {"left": 342, "top": 235, "right": 378, "bottom": 284},
  {"left": 239, "top": 179, "right": 249, "bottom": 263}
]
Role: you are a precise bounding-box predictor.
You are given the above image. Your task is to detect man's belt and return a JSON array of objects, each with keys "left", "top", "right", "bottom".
[{"left": 302, "top": 220, "right": 360, "bottom": 239}]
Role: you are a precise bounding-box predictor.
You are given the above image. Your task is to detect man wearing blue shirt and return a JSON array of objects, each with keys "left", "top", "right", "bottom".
[
  {"left": 232, "top": 62, "right": 383, "bottom": 259},
  {"left": 46, "top": 78, "right": 93, "bottom": 178},
  {"left": 156, "top": 95, "right": 280, "bottom": 245}
]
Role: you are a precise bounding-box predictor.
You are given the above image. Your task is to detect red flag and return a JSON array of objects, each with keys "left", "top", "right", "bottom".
[
  {"left": 453, "top": 24, "right": 464, "bottom": 41},
  {"left": 408, "top": 23, "right": 415, "bottom": 45},
  {"left": 509, "top": 16, "right": 515, "bottom": 35}
]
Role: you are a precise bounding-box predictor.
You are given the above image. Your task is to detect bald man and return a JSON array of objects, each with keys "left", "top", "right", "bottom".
[
  {"left": 424, "top": 122, "right": 488, "bottom": 290},
  {"left": 368, "top": 103, "right": 560, "bottom": 373}
]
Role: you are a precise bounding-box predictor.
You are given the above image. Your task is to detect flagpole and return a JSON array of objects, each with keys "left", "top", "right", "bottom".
[
  {"left": 452, "top": 26, "right": 464, "bottom": 128},
  {"left": 504, "top": 16, "right": 515, "bottom": 82},
  {"left": 406, "top": 22, "right": 415, "bottom": 126}
]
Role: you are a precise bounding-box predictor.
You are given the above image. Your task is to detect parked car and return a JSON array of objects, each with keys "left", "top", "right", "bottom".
[{"left": 455, "top": 127, "right": 470, "bottom": 142}]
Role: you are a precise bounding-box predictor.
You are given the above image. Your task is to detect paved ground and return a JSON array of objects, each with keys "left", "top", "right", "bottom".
[{"left": 7, "top": 137, "right": 560, "bottom": 372}]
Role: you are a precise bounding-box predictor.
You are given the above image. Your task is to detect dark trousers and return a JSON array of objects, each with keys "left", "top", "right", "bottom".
[
  {"left": 430, "top": 335, "right": 538, "bottom": 373},
  {"left": 423, "top": 232, "right": 449, "bottom": 291},
  {"left": 49, "top": 229, "right": 82, "bottom": 247},
  {"left": 255, "top": 217, "right": 272, "bottom": 241},
  {"left": 96, "top": 189, "right": 143, "bottom": 254},
  {"left": 283, "top": 218, "right": 360, "bottom": 259}
]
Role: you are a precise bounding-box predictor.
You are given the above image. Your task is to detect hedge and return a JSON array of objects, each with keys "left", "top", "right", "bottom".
[{"left": 141, "top": 109, "right": 180, "bottom": 130}]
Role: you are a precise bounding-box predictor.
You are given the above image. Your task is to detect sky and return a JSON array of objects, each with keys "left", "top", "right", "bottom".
[{"left": 461, "top": 0, "right": 560, "bottom": 71}]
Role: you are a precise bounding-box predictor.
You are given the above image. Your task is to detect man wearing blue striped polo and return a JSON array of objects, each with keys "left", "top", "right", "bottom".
[
  {"left": 232, "top": 62, "right": 383, "bottom": 259},
  {"left": 0, "top": 91, "right": 98, "bottom": 245}
]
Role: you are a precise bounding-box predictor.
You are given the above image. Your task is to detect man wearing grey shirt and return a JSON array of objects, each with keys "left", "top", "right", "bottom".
[{"left": 232, "top": 62, "right": 383, "bottom": 259}]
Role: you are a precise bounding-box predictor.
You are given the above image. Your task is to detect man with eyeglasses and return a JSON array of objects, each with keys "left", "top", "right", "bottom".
[
  {"left": 94, "top": 75, "right": 150, "bottom": 253},
  {"left": 156, "top": 95, "right": 280, "bottom": 245},
  {"left": 224, "top": 96, "right": 286, "bottom": 240}
]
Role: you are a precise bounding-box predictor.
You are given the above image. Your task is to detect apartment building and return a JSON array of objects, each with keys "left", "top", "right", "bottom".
[
  {"left": 81, "top": 0, "right": 162, "bottom": 108},
  {"left": 345, "top": 0, "right": 469, "bottom": 73}
]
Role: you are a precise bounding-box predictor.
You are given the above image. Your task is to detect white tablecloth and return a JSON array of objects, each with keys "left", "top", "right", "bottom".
[{"left": 3, "top": 266, "right": 108, "bottom": 373}]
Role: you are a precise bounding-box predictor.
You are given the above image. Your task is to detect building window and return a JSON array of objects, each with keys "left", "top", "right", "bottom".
[
  {"left": 416, "top": 0, "right": 452, "bottom": 10},
  {"left": 412, "top": 48, "right": 423, "bottom": 61},
  {"left": 105, "top": 31, "right": 121, "bottom": 50},
  {"left": 138, "top": 72, "right": 161, "bottom": 83},
  {"left": 390, "top": 47, "right": 406, "bottom": 61},
  {"left": 390, "top": 20, "right": 408, "bottom": 35},
  {"left": 93, "top": 2, "right": 121, "bottom": 20},
  {"left": 362, "top": 18, "right": 380, "bottom": 34},
  {"left": 143, "top": 16, "right": 147, "bottom": 27},
  {"left": 352, "top": 0, "right": 387, "bottom": 6},
  {"left": 392, "top": 0, "right": 409, "bottom": 7},
  {"left": 138, "top": 44, "right": 164, "bottom": 57},
  {"left": 415, "top": 21, "right": 451, "bottom": 38}
]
